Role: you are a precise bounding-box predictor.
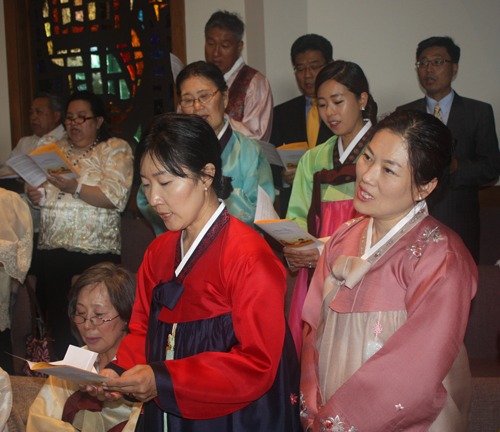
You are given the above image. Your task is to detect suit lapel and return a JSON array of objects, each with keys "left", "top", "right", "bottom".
[
  {"left": 297, "top": 96, "right": 308, "bottom": 142},
  {"left": 447, "top": 93, "right": 465, "bottom": 146}
]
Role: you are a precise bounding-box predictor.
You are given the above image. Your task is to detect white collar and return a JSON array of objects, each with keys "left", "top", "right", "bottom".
[
  {"left": 177, "top": 200, "right": 226, "bottom": 277},
  {"left": 36, "top": 123, "right": 66, "bottom": 140},
  {"left": 362, "top": 200, "right": 427, "bottom": 260},
  {"left": 223, "top": 56, "right": 245, "bottom": 81},
  {"left": 338, "top": 119, "right": 372, "bottom": 164},
  {"left": 217, "top": 118, "right": 230, "bottom": 140}
]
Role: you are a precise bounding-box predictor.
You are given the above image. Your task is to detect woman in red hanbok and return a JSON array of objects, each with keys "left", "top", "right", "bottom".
[
  {"left": 82, "top": 113, "right": 301, "bottom": 432},
  {"left": 300, "top": 110, "right": 477, "bottom": 431}
]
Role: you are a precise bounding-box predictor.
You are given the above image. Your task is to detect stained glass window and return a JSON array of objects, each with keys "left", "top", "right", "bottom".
[{"left": 31, "top": 0, "right": 176, "bottom": 145}]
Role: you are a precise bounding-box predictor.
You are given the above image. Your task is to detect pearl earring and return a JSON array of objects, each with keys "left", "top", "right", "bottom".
[{"left": 205, "top": 187, "right": 208, "bottom": 191}]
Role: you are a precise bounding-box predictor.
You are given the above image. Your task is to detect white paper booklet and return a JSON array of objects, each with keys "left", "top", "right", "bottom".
[
  {"left": 15, "top": 345, "right": 108, "bottom": 385},
  {"left": 254, "top": 186, "right": 324, "bottom": 250},
  {"left": 6, "top": 143, "right": 79, "bottom": 187}
]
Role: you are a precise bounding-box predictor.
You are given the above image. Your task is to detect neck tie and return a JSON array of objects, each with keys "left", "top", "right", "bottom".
[
  {"left": 434, "top": 104, "right": 444, "bottom": 123},
  {"left": 307, "top": 99, "right": 320, "bottom": 148}
]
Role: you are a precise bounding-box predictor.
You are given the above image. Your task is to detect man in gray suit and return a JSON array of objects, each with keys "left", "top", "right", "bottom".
[{"left": 398, "top": 36, "right": 500, "bottom": 262}]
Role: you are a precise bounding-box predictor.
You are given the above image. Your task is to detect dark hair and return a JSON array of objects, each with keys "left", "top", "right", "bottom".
[
  {"left": 36, "top": 92, "right": 64, "bottom": 115},
  {"left": 290, "top": 34, "right": 333, "bottom": 65},
  {"left": 135, "top": 113, "right": 233, "bottom": 200},
  {"left": 416, "top": 36, "right": 460, "bottom": 63},
  {"left": 315, "top": 60, "right": 378, "bottom": 125},
  {"left": 68, "top": 262, "right": 136, "bottom": 330},
  {"left": 66, "top": 90, "right": 110, "bottom": 140},
  {"left": 205, "top": 10, "right": 244, "bottom": 42},
  {"left": 373, "top": 109, "right": 452, "bottom": 201},
  {"left": 176, "top": 61, "right": 228, "bottom": 98}
]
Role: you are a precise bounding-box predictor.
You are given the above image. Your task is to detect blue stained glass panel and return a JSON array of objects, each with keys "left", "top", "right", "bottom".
[
  {"left": 153, "top": 66, "right": 164, "bottom": 77},
  {"left": 37, "top": 60, "right": 47, "bottom": 74},
  {"left": 151, "top": 49, "right": 164, "bottom": 60},
  {"left": 151, "top": 33, "right": 160, "bottom": 45}
]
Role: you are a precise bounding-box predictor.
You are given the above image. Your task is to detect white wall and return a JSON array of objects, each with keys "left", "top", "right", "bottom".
[
  {"left": 185, "top": 0, "right": 500, "bottom": 132},
  {"left": 0, "top": 0, "right": 12, "bottom": 162}
]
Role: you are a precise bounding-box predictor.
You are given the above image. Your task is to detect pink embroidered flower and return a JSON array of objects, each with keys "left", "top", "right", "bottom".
[
  {"left": 290, "top": 393, "right": 297, "bottom": 405},
  {"left": 395, "top": 404, "right": 404, "bottom": 411}
]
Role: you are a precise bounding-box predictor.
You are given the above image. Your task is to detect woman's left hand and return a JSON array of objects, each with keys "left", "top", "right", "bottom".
[
  {"left": 283, "top": 247, "right": 320, "bottom": 269},
  {"left": 47, "top": 174, "right": 78, "bottom": 194},
  {"left": 102, "top": 364, "right": 158, "bottom": 403}
]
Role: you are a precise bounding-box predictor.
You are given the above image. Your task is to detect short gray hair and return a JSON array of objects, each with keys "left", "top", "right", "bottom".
[
  {"left": 36, "top": 92, "right": 64, "bottom": 114},
  {"left": 205, "top": 10, "right": 244, "bottom": 42}
]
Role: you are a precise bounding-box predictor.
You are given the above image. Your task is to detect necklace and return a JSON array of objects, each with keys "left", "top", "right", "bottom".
[
  {"left": 58, "top": 136, "right": 99, "bottom": 199},
  {"left": 66, "top": 136, "right": 99, "bottom": 166}
]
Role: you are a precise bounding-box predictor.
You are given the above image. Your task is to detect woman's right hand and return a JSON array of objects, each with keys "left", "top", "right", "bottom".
[
  {"left": 283, "top": 246, "right": 321, "bottom": 268},
  {"left": 79, "top": 368, "right": 123, "bottom": 402},
  {"left": 282, "top": 168, "right": 296, "bottom": 185},
  {"left": 25, "top": 183, "right": 42, "bottom": 205}
]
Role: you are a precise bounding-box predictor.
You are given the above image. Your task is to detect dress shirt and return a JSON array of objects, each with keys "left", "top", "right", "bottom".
[{"left": 425, "top": 90, "right": 455, "bottom": 125}]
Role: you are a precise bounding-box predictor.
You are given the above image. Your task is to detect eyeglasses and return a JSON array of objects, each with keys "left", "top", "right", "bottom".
[
  {"left": 64, "top": 116, "right": 96, "bottom": 125},
  {"left": 294, "top": 63, "right": 326, "bottom": 74},
  {"left": 180, "top": 90, "right": 219, "bottom": 108},
  {"left": 72, "top": 314, "right": 120, "bottom": 326},
  {"left": 415, "top": 59, "right": 453, "bottom": 68}
]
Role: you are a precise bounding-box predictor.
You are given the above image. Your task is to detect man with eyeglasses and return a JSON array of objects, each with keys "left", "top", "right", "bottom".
[
  {"left": 270, "top": 34, "right": 333, "bottom": 217},
  {"left": 204, "top": 10, "right": 273, "bottom": 141},
  {"left": 398, "top": 36, "right": 500, "bottom": 262}
]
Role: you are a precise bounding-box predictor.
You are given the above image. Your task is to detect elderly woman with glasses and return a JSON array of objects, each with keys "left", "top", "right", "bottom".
[
  {"left": 26, "top": 91, "right": 133, "bottom": 359},
  {"left": 136, "top": 61, "right": 274, "bottom": 236},
  {"left": 27, "top": 262, "right": 141, "bottom": 432}
]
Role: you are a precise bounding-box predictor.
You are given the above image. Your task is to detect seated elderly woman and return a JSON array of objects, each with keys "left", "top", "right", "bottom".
[
  {"left": 27, "top": 262, "right": 141, "bottom": 432},
  {"left": 300, "top": 110, "right": 477, "bottom": 431},
  {"left": 137, "top": 61, "right": 275, "bottom": 235},
  {"left": 83, "top": 113, "right": 300, "bottom": 432}
]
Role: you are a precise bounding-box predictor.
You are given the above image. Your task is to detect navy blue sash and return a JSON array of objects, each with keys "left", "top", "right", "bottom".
[{"left": 145, "top": 207, "right": 230, "bottom": 364}]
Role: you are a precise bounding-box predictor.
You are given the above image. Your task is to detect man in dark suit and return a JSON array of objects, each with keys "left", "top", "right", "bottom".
[
  {"left": 398, "top": 36, "right": 500, "bottom": 262},
  {"left": 270, "top": 34, "right": 334, "bottom": 217}
]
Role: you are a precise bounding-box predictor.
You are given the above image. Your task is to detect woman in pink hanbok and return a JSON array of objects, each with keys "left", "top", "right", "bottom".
[{"left": 300, "top": 109, "right": 477, "bottom": 432}]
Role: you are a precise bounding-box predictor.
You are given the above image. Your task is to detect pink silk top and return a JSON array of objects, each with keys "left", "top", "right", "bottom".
[{"left": 301, "top": 214, "right": 477, "bottom": 431}]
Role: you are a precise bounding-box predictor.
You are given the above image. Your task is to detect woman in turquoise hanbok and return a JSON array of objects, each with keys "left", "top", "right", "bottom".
[{"left": 136, "top": 61, "right": 275, "bottom": 235}]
